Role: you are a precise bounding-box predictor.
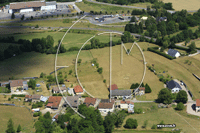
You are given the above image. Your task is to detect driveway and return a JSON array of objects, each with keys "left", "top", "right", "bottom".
[
  {"left": 173, "top": 79, "right": 193, "bottom": 102},
  {"left": 186, "top": 101, "right": 200, "bottom": 116},
  {"left": 41, "top": 108, "right": 60, "bottom": 114}
]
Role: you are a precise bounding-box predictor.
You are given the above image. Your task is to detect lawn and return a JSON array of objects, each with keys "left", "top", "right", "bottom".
[
  {"left": 0, "top": 105, "right": 34, "bottom": 133},
  {"left": 76, "top": 1, "right": 133, "bottom": 14},
  {"left": 1, "top": 31, "right": 121, "bottom": 50},
  {"left": 118, "top": 104, "right": 200, "bottom": 132},
  {"left": 190, "top": 39, "right": 200, "bottom": 48},
  {"left": 163, "top": 0, "right": 200, "bottom": 11},
  {"left": 0, "top": 50, "right": 93, "bottom": 80}
]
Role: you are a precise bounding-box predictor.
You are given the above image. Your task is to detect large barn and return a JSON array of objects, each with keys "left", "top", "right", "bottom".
[{"left": 8, "top": 1, "right": 57, "bottom": 14}]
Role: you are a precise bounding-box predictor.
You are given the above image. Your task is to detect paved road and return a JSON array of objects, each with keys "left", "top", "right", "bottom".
[
  {"left": 87, "top": 0, "right": 197, "bottom": 13},
  {"left": 0, "top": 25, "right": 153, "bottom": 40}
]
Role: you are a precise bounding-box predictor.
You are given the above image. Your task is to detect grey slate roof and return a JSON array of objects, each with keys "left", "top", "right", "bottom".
[
  {"left": 168, "top": 49, "right": 180, "bottom": 57},
  {"left": 166, "top": 80, "right": 182, "bottom": 90},
  {"left": 65, "top": 96, "right": 79, "bottom": 108},
  {"left": 111, "top": 90, "right": 132, "bottom": 96},
  {"left": 46, "top": 1, "right": 57, "bottom": 6}
]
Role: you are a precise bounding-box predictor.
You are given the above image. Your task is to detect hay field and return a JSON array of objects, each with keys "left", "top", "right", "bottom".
[
  {"left": 163, "top": 0, "right": 200, "bottom": 11},
  {"left": 0, "top": 106, "right": 34, "bottom": 133},
  {"left": 120, "top": 103, "right": 200, "bottom": 132}
]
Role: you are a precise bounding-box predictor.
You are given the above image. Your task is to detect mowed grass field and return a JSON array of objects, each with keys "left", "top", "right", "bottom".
[
  {"left": 117, "top": 103, "right": 200, "bottom": 133},
  {"left": 163, "top": 0, "right": 200, "bottom": 11},
  {"left": 0, "top": 106, "right": 34, "bottom": 133},
  {"left": 1, "top": 31, "right": 121, "bottom": 50}
]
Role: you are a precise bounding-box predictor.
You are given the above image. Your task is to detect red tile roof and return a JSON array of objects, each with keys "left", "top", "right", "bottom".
[
  {"left": 10, "top": 80, "right": 23, "bottom": 87},
  {"left": 47, "top": 96, "right": 62, "bottom": 108},
  {"left": 74, "top": 85, "right": 83, "bottom": 93},
  {"left": 120, "top": 101, "right": 134, "bottom": 105},
  {"left": 139, "top": 87, "right": 145, "bottom": 90},
  {"left": 84, "top": 97, "right": 96, "bottom": 107},
  {"left": 10, "top": 1, "right": 45, "bottom": 9},
  {"left": 54, "top": 114, "right": 59, "bottom": 120},
  {"left": 25, "top": 95, "right": 32, "bottom": 99},
  {"left": 98, "top": 102, "right": 114, "bottom": 109},
  {"left": 109, "top": 84, "right": 118, "bottom": 91},
  {"left": 196, "top": 99, "right": 200, "bottom": 107}
]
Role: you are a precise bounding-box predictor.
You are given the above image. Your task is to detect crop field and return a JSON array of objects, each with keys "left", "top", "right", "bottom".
[
  {"left": 163, "top": 0, "right": 200, "bottom": 11},
  {"left": 0, "top": 105, "right": 34, "bottom": 133},
  {"left": 119, "top": 103, "right": 200, "bottom": 132}
]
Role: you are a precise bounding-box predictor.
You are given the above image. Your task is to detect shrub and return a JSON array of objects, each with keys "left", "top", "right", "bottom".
[
  {"left": 33, "top": 112, "right": 38, "bottom": 117},
  {"left": 97, "top": 67, "right": 103, "bottom": 74},
  {"left": 124, "top": 118, "right": 138, "bottom": 129},
  {"left": 103, "top": 79, "right": 106, "bottom": 83},
  {"left": 176, "top": 102, "right": 184, "bottom": 110},
  {"left": 8, "top": 98, "right": 11, "bottom": 101},
  {"left": 134, "top": 108, "right": 143, "bottom": 114},
  {"left": 151, "top": 124, "right": 157, "bottom": 129}
]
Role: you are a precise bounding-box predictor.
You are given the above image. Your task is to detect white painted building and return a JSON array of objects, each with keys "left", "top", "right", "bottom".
[
  {"left": 98, "top": 102, "right": 115, "bottom": 113},
  {"left": 166, "top": 80, "right": 182, "bottom": 93}
]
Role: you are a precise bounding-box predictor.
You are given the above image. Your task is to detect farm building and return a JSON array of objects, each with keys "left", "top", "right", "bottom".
[
  {"left": 196, "top": 99, "right": 200, "bottom": 112},
  {"left": 136, "top": 87, "right": 145, "bottom": 95},
  {"left": 111, "top": 90, "right": 132, "bottom": 99},
  {"left": 10, "top": 80, "right": 24, "bottom": 92},
  {"left": 109, "top": 84, "right": 118, "bottom": 91},
  {"left": 8, "top": 1, "right": 56, "bottom": 14},
  {"left": 167, "top": 49, "right": 181, "bottom": 58},
  {"left": 166, "top": 80, "right": 182, "bottom": 93}
]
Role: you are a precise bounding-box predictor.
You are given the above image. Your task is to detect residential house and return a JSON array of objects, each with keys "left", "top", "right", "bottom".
[
  {"left": 196, "top": 99, "right": 200, "bottom": 112},
  {"left": 83, "top": 97, "right": 97, "bottom": 107},
  {"left": 98, "top": 101, "right": 115, "bottom": 113},
  {"left": 24, "top": 95, "right": 32, "bottom": 102},
  {"left": 40, "top": 96, "right": 48, "bottom": 102},
  {"left": 120, "top": 101, "right": 134, "bottom": 113},
  {"left": 64, "top": 96, "right": 79, "bottom": 108},
  {"left": 46, "top": 96, "right": 63, "bottom": 109},
  {"left": 111, "top": 90, "right": 132, "bottom": 99},
  {"left": 64, "top": 122, "right": 69, "bottom": 127},
  {"left": 32, "top": 95, "right": 42, "bottom": 103},
  {"left": 109, "top": 84, "right": 118, "bottom": 91},
  {"left": 10, "top": 80, "right": 24, "bottom": 92},
  {"left": 167, "top": 49, "right": 181, "bottom": 58},
  {"left": 138, "top": 87, "right": 145, "bottom": 95},
  {"left": 0, "top": 81, "right": 9, "bottom": 87},
  {"left": 156, "top": 17, "right": 167, "bottom": 22},
  {"left": 166, "top": 80, "right": 182, "bottom": 93},
  {"left": 52, "top": 86, "right": 67, "bottom": 93},
  {"left": 52, "top": 113, "right": 59, "bottom": 122},
  {"left": 73, "top": 85, "right": 84, "bottom": 95}
]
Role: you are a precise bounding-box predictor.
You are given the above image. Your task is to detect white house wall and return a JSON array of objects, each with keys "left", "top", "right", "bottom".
[
  {"left": 8, "top": 9, "right": 12, "bottom": 14},
  {"left": 120, "top": 104, "right": 128, "bottom": 109},
  {"left": 175, "top": 52, "right": 180, "bottom": 58},
  {"left": 20, "top": 8, "right": 33, "bottom": 13},
  {"left": 171, "top": 88, "right": 180, "bottom": 93}
]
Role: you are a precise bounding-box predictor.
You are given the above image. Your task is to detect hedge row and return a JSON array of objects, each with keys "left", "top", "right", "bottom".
[
  {"left": 147, "top": 47, "right": 175, "bottom": 60},
  {"left": 11, "top": 94, "right": 25, "bottom": 98},
  {"left": 174, "top": 45, "right": 189, "bottom": 51}
]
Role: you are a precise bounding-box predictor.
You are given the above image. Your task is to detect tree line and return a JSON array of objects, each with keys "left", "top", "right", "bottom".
[{"left": 0, "top": 35, "right": 66, "bottom": 61}]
